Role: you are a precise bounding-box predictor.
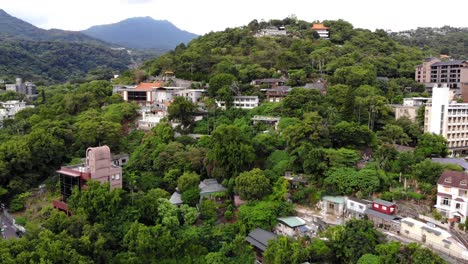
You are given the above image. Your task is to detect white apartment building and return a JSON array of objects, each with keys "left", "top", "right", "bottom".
[
  {"left": 216, "top": 96, "right": 259, "bottom": 109},
  {"left": 0, "top": 100, "right": 34, "bottom": 122},
  {"left": 392, "top": 97, "right": 429, "bottom": 121},
  {"left": 424, "top": 84, "right": 468, "bottom": 154},
  {"left": 435, "top": 170, "right": 468, "bottom": 223}
]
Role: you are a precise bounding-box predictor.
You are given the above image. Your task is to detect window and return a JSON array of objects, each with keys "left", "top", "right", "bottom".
[
  {"left": 442, "top": 197, "right": 450, "bottom": 206},
  {"left": 373, "top": 204, "right": 379, "bottom": 209},
  {"left": 350, "top": 202, "right": 354, "bottom": 207},
  {"left": 456, "top": 203, "right": 461, "bottom": 209},
  {"left": 116, "top": 174, "right": 120, "bottom": 180},
  {"left": 111, "top": 175, "right": 115, "bottom": 180},
  {"left": 445, "top": 177, "right": 452, "bottom": 183},
  {"left": 405, "top": 230, "right": 409, "bottom": 234},
  {"left": 382, "top": 206, "right": 387, "bottom": 210},
  {"left": 461, "top": 180, "right": 467, "bottom": 186},
  {"left": 359, "top": 205, "right": 364, "bottom": 210}
]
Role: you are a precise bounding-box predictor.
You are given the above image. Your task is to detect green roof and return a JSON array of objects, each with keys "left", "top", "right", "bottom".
[
  {"left": 277, "top": 216, "right": 306, "bottom": 227},
  {"left": 322, "top": 196, "right": 345, "bottom": 204}
]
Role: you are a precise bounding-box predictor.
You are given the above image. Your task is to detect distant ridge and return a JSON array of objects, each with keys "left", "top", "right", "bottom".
[{"left": 82, "top": 17, "right": 199, "bottom": 51}]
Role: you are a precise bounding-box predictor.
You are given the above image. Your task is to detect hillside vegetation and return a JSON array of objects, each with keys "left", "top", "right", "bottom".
[{"left": 391, "top": 26, "right": 468, "bottom": 59}]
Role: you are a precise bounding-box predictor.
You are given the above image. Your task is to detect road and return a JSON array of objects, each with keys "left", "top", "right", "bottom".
[{"left": 0, "top": 212, "right": 18, "bottom": 239}]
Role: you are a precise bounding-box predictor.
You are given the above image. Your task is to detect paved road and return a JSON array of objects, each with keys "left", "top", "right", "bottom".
[{"left": 0, "top": 213, "right": 18, "bottom": 239}]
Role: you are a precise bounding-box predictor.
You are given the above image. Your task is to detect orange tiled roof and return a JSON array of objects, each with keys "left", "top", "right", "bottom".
[
  {"left": 135, "top": 82, "right": 164, "bottom": 91},
  {"left": 311, "top": 23, "right": 329, "bottom": 30}
]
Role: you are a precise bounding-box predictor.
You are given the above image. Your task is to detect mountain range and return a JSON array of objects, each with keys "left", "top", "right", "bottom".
[
  {"left": 0, "top": 9, "right": 198, "bottom": 84},
  {"left": 82, "top": 17, "right": 199, "bottom": 51}
]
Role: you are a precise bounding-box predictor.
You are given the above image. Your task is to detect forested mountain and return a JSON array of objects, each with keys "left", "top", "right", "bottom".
[
  {"left": 0, "top": 9, "right": 104, "bottom": 44},
  {"left": 391, "top": 26, "right": 468, "bottom": 59},
  {"left": 0, "top": 9, "right": 132, "bottom": 84},
  {"left": 141, "top": 18, "right": 424, "bottom": 84},
  {"left": 82, "top": 17, "right": 198, "bottom": 51}
]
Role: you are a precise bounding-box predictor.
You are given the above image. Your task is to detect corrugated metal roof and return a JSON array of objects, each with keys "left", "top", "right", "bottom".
[{"left": 277, "top": 216, "right": 306, "bottom": 228}]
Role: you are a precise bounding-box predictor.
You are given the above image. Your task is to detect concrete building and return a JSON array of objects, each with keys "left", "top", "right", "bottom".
[
  {"left": 400, "top": 217, "right": 468, "bottom": 261},
  {"left": 263, "top": 86, "right": 291, "bottom": 102},
  {"left": 345, "top": 197, "right": 372, "bottom": 219},
  {"left": 416, "top": 58, "right": 468, "bottom": 94},
  {"left": 251, "top": 115, "right": 281, "bottom": 131},
  {"left": 251, "top": 78, "right": 287, "bottom": 88},
  {"left": 275, "top": 216, "right": 315, "bottom": 237},
  {"left": 321, "top": 196, "right": 345, "bottom": 217},
  {"left": 138, "top": 112, "right": 165, "bottom": 131},
  {"left": 53, "top": 146, "right": 123, "bottom": 214},
  {"left": 254, "top": 26, "right": 287, "bottom": 37},
  {"left": 415, "top": 58, "right": 441, "bottom": 84},
  {"left": 5, "top": 78, "right": 38, "bottom": 100},
  {"left": 0, "top": 100, "right": 34, "bottom": 123},
  {"left": 435, "top": 170, "right": 468, "bottom": 222},
  {"left": 311, "top": 23, "right": 329, "bottom": 39},
  {"left": 391, "top": 97, "right": 429, "bottom": 121},
  {"left": 216, "top": 96, "right": 259, "bottom": 109},
  {"left": 424, "top": 84, "right": 468, "bottom": 154}
]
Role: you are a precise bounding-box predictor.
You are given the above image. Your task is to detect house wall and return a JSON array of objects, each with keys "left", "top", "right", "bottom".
[
  {"left": 275, "top": 223, "right": 295, "bottom": 237},
  {"left": 400, "top": 219, "right": 468, "bottom": 261},
  {"left": 436, "top": 184, "right": 468, "bottom": 222},
  {"left": 371, "top": 203, "right": 396, "bottom": 215}
]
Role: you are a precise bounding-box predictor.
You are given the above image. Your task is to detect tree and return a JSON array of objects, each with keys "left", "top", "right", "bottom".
[
  {"left": 208, "top": 73, "right": 236, "bottom": 96},
  {"left": 411, "top": 159, "right": 444, "bottom": 184},
  {"left": 378, "top": 124, "right": 411, "bottom": 145},
  {"left": 357, "top": 254, "right": 380, "bottom": 264},
  {"left": 207, "top": 125, "right": 255, "bottom": 180},
  {"left": 263, "top": 236, "right": 307, "bottom": 264},
  {"left": 330, "top": 121, "right": 376, "bottom": 149},
  {"left": 415, "top": 133, "right": 448, "bottom": 158},
  {"left": 168, "top": 96, "right": 197, "bottom": 131},
  {"left": 235, "top": 168, "right": 271, "bottom": 201},
  {"left": 177, "top": 172, "right": 200, "bottom": 193},
  {"left": 323, "top": 219, "right": 383, "bottom": 264}
]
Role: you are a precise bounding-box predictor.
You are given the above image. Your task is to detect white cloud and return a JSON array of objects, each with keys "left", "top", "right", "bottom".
[{"left": 0, "top": 0, "right": 467, "bottom": 35}]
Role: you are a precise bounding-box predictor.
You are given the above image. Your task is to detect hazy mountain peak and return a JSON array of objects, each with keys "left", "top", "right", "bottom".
[{"left": 82, "top": 17, "right": 198, "bottom": 51}]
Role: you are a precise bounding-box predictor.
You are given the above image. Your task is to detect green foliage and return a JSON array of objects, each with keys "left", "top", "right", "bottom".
[
  {"left": 415, "top": 133, "right": 448, "bottom": 158},
  {"left": 264, "top": 236, "right": 307, "bottom": 264},
  {"left": 323, "top": 219, "right": 384, "bottom": 264},
  {"left": 9, "top": 192, "right": 31, "bottom": 212},
  {"left": 207, "top": 124, "right": 255, "bottom": 180},
  {"left": 324, "top": 168, "right": 380, "bottom": 196},
  {"left": 235, "top": 168, "right": 271, "bottom": 201},
  {"left": 177, "top": 172, "right": 200, "bottom": 193},
  {"left": 168, "top": 96, "right": 197, "bottom": 132}
]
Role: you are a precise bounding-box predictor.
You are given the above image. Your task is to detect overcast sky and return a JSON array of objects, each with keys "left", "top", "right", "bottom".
[{"left": 1, "top": 0, "right": 467, "bottom": 35}]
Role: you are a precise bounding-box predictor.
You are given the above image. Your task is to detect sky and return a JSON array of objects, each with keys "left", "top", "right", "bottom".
[{"left": 1, "top": 0, "right": 467, "bottom": 35}]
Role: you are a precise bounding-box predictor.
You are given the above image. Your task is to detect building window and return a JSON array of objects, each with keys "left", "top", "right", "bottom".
[
  {"left": 350, "top": 202, "right": 354, "bottom": 207},
  {"left": 456, "top": 203, "right": 461, "bottom": 209},
  {"left": 442, "top": 197, "right": 450, "bottom": 206},
  {"left": 111, "top": 175, "right": 115, "bottom": 180},
  {"left": 359, "top": 205, "right": 364, "bottom": 210},
  {"left": 382, "top": 206, "right": 387, "bottom": 210},
  {"left": 405, "top": 230, "right": 409, "bottom": 234},
  {"left": 116, "top": 174, "right": 120, "bottom": 180}
]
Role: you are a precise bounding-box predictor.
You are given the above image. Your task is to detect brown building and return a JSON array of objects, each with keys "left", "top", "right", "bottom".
[
  {"left": 53, "top": 146, "right": 123, "bottom": 214},
  {"left": 416, "top": 58, "right": 441, "bottom": 83}
]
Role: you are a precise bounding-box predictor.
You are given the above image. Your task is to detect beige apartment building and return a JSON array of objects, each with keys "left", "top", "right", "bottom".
[
  {"left": 416, "top": 58, "right": 468, "bottom": 95},
  {"left": 424, "top": 85, "right": 468, "bottom": 154}
]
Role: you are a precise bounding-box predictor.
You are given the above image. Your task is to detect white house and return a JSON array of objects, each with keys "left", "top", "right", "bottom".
[
  {"left": 0, "top": 100, "right": 34, "bottom": 122},
  {"left": 275, "top": 216, "right": 315, "bottom": 237},
  {"left": 216, "top": 96, "right": 259, "bottom": 109},
  {"left": 345, "top": 197, "right": 372, "bottom": 219},
  {"left": 400, "top": 217, "right": 468, "bottom": 261},
  {"left": 435, "top": 170, "right": 468, "bottom": 222}
]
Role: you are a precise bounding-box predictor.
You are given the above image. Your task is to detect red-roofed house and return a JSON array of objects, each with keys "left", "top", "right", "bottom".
[
  {"left": 311, "top": 23, "right": 329, "bottom": 39},
  {"left": 435, "top": 170, "right": 468, "bottom": 222}
]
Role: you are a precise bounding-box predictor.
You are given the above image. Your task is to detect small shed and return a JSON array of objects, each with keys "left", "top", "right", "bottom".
[
  {"left": 321, "top": 196, "right": 345, "bottom": 216},
  {"left": 372, "top": 199, "right": 397, "bottom": 215}
]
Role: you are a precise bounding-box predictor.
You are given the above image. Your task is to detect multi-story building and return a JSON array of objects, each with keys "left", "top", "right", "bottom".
[
  {"left": 416, "top": 58, "right": 468, "bottom": 93},
  {"left": 435, "top": 170, "right": 468, "bottom": 222},
  {"left": 391, "top": 97, "right": 429, "bottom": 121},
  {"left": 53, "top": 146, "right": 123, "bottom": 214},
  {"left": 311, "top": 23, "right": 329, "bottom": 39},
  {"left": 5, "top": 78, "right": 38, "bottom": 100},
  {"left": 216, "top": 96, "right": 259, "bottom": 109},
  {"left": 415, "top": 58, "right": 441, "bottom": 84},
  {"left": 0, "top": 100, "right": 34, "bottom": 123},
  {"left": 424, "top": 85, "right": 468, "bottom": 154}
]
